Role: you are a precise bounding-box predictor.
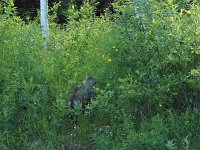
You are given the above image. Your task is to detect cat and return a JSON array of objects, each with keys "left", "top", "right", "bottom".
[{"left": 68, "top": 76, "right": 96, "bottom": 111}]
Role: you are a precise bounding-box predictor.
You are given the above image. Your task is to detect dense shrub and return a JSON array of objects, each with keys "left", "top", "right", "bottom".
[{"left": 0, "top": 0, "right": 200, "bottom": 149}]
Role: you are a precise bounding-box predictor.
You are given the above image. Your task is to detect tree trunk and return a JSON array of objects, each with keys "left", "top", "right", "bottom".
[
  {"left": 40, "top": 0, "right": 49, "bottom": 46},
  {"left": 132, "top": 0, "right": 147, "bottom": 30}
]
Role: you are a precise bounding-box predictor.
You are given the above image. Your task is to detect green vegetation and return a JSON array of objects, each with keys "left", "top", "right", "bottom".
[{"left": 0, "top": 0, "right": 200, "bottom": 149}]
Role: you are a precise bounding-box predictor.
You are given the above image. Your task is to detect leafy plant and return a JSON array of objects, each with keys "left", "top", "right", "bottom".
[{"left": 0, "top": 0, "right": 200, "bottom": 149}]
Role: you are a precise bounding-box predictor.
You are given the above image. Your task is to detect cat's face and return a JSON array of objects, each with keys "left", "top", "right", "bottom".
[{"left": 86, "top": 77, "right": 96, "bottom": 86}]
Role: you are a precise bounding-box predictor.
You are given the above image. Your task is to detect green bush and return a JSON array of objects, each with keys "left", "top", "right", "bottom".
[{"left": 0, "top": 0, "right": 200, "bottom": 149}]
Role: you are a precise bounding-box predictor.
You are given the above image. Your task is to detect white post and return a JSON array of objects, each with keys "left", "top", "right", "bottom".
[{"left": 40, "top": 0, "right": 49, "bottom": 47}]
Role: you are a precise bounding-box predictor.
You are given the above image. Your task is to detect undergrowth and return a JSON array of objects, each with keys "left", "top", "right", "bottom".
[{"left": 0, "top": 0, "right": 200, "bottom": 149}]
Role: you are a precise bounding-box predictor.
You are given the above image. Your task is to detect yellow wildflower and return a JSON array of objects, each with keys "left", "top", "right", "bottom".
[
  {"left": 108, "top": 58, "right": 112, "bottom": 62},
  {"left": 152, "top": 18, "right": 156, "bottom": 24},
  {"left": 186, "top": 10, "right": 191, "bottom": 14}
]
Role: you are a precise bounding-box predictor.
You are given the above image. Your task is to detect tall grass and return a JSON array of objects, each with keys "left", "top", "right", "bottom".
[{"left": 0, "top": 0, "right": 200, "bottom": 149}]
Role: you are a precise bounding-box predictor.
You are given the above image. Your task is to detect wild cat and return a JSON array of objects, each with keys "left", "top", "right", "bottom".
[{"left": 68, "top": 76, "right": 96, "bottom": 111}]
